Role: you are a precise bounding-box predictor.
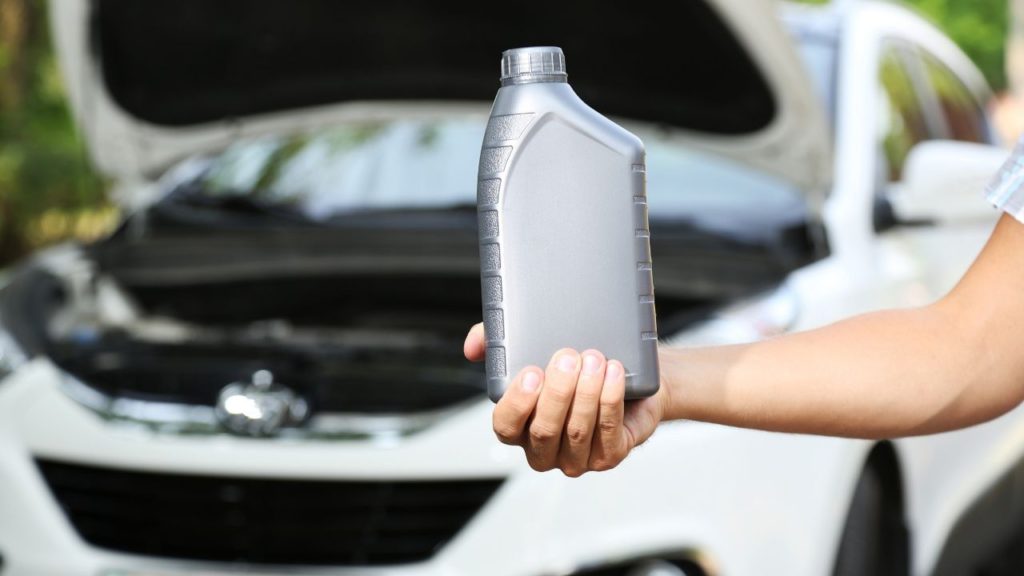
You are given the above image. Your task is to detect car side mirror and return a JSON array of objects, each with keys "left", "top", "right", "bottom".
[{"left": 889, "top": 140, "right": 1009, "bottom": 226}]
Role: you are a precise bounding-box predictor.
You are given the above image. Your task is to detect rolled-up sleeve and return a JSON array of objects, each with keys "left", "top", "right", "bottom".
[{"left": 985, "top": 138, "right": 1024, "bottom": 223}]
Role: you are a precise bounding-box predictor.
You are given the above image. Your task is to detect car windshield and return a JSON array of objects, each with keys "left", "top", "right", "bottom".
[{"left": 171, "top": 116, "right": 806, "bottom": 232}]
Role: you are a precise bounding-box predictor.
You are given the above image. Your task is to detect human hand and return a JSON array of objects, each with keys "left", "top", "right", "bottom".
[{"left": 464, "top": 323, "right": 665, "bottom": 476}]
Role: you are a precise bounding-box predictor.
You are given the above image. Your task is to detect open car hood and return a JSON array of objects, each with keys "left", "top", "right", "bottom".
[{"left": 50, "top": 0, "right": 830, "bottom": 201}]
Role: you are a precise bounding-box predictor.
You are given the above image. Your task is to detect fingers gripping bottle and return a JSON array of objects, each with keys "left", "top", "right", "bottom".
[{"left": 477, "top": 46, "right": 659, "bottom": 402}]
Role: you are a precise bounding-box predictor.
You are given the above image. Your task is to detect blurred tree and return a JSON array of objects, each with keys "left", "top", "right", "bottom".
[
  {"left": 909, "top": 0, "right": 1009, "bottom": 91},
  {"left": 0, "top": 0, "right": 113, "bottom": 265},
  {"left": 796, "top": 0, "right": 1010, "bottom": 91}
]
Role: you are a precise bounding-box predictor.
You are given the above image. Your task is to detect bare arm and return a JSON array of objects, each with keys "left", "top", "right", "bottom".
[
  {"left": 667, "top": 213, "right": 1024, "bottom": 438},
  {"left": 466, "top": 214, "right": 1024, "bottom": 471}
]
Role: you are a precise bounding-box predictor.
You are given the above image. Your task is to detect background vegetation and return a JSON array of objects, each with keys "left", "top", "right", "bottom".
[
  {"left": 889, "top": 0, "right": 1008, "bottom": 89},
  {"left": 0, "top": 0, "right": 1013, "bottom": 265},
  {"left": 0, "top": 0, "right": 114, "bottom": 265}
]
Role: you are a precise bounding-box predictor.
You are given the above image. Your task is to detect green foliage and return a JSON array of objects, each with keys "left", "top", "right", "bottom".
[
  {"left": 0, "top": 0, "right": 112, "bottom": 264},
  {"left": 795, "top": 0, "right": 1010, "bottom": 91},
  {"left": 906, "top": 0, "right": 1009, "bottom": 91}
]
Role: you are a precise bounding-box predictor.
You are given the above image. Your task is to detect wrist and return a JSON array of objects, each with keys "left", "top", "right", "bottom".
[{"left": 656, "top": 345, "right": 684, "bottom": 422}]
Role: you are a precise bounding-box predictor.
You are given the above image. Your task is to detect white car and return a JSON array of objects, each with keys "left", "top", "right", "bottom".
[{"left": 0, "top": 1, "right": 1016, "bottom": 575}]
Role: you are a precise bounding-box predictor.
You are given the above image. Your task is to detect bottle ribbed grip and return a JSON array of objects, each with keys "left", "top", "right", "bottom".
[
  {"left": 478, "top": 112, "right": 537, "bottom": 385},
  {"left": 633, "top": 161, "right": 658, "bottom": 348}
]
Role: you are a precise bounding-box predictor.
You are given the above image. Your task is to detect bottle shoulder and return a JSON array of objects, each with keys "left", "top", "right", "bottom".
[{"left": 490, "top": 83, "right": 644, "bottom": 162}]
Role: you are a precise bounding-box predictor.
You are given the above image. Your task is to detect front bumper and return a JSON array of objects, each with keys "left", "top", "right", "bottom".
[{"left": 0, "top": 360, "right": 864, "bottom": 576}]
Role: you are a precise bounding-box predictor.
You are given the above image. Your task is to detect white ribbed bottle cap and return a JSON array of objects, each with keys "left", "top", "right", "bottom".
[{"left": 500, "top": 46, "right": 568, "bottom": 86}]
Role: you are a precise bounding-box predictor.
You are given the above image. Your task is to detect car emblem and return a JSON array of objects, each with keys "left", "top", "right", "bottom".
[{"left": 215, "top": 370, "right": 309, "bottom": 437}]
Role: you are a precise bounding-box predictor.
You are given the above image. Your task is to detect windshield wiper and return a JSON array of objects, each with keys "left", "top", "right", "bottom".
[
  {"left": 163, "top": 185, "right": 316, "bottom": 224},
  {"left": 325, "top": 203, "right": 479, "bottom": 219},
  {"left": 160, "top": 178, "right": 483, "bottom": 229}
]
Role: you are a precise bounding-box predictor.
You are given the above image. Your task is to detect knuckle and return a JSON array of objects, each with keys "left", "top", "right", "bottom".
[
  {"left": 562, "top": 465, "right": 584, "bottom": 478},
  {"left": 565, "top": 423, "right": 590, "bottom": 444},
  {"left": 598, "top": 417, "right": 620, "bottom": 434},
  {"left": 493, "top": 423, "right": 520, "bottom": 444},
  {"left": 588, "top": 449, "right": 624, "bottom": 472},
  {"left": 546, "top": 382, "right": 576, "bottom": 404},
  {"left": 526, "top": 455, "right": 553, "bottom": 473},
  {"left": 600, "top": 390, "right": 625, "bottom": 409},
  {"left": 508, "top": 396, "right": 536, "bottom": 415},
  {"left": 574, "top": 381, "right": 603, "bottom": 401},
  {"left": 528, "top": 422, "right": 559, "bottom": 444}
]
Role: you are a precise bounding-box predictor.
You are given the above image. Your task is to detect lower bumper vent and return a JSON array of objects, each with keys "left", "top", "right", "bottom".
[{"left": 37, "top": 459, "right": 502, "bottom": 565}]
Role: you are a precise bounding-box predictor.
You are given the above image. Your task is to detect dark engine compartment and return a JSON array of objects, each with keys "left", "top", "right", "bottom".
[{"left": 1, "top": 200, "right": 819, "bottom": 421}]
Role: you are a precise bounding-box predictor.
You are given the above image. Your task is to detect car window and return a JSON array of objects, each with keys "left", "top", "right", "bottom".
[
  {"left": 186, "top": 118, "right": 806, "bottom": 226},
  {"left": 918, "top": 51, "right": 990, "bottom": 144},
  {"left": 878, "top": 45, "right": 930, "bottom": 182}
]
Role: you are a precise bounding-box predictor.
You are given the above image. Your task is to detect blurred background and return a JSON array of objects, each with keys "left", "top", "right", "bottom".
[
  {"left": 0, "top": 0, "right": 112, "bottom": 264},
  {"left": 2, "top": 1, "right": 1024, "bottom": 576},
  {"left": 0, "top": 0, "right": 1016, "bottom": 266}
]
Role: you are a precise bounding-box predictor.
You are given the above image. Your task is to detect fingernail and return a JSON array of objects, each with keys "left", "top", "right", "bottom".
[
  {"left": 557, "top": 352, "right": 579, "bottom": 373},
  {"left": 522, "top": 371, "right": 541, "bottom": 393},
  {"left": 582, "top": 352, "right": 602, "bottom": 375},
  {"left": 604, "top": 361, "right": 622, "bottom": 384}
]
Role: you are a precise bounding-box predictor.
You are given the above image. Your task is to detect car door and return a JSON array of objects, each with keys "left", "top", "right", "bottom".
[
  {"left": 875, "top": 30, "right": 1024, "bottom": 576},
  {"left": 876, "top": 39, "right": 997, "bottom": 303}
]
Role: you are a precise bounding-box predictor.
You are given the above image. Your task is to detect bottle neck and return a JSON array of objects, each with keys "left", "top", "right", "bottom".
[{"left": 500, "top": 74, "right": 569, "bottom": 87}]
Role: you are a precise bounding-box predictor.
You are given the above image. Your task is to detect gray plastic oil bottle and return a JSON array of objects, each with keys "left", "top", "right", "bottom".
[{"left": 477, "top": 46, "right": 659, "bottom": 402}]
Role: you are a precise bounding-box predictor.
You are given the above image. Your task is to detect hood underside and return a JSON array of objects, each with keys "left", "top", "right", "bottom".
[
  {"left": 50, "top": 0, "right": 831, "bottom": 197},
  {"left": 94, "top": 0, "right": 774, "bottom": 133}
]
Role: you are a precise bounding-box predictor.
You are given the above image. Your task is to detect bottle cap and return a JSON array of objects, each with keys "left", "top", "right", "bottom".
[{"left": 500, "top": 46, "right": 568, "bottom": 86}]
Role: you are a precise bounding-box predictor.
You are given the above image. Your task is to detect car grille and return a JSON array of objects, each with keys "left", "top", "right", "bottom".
[
  {"left": 50, "top": 340, "right": 486, "bottom": 414},
  {"left": 37, "top": 459, "right": 503, "bottom": 565}
]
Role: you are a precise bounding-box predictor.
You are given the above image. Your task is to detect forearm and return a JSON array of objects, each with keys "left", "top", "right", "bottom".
[{"left": 660, "top": 300, "right": 1019, "bottom": 439}]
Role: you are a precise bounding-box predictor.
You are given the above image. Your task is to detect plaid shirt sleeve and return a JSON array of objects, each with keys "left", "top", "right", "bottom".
[{"left": 985, "top": 138, "right": 1024, "bottom": 223}]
